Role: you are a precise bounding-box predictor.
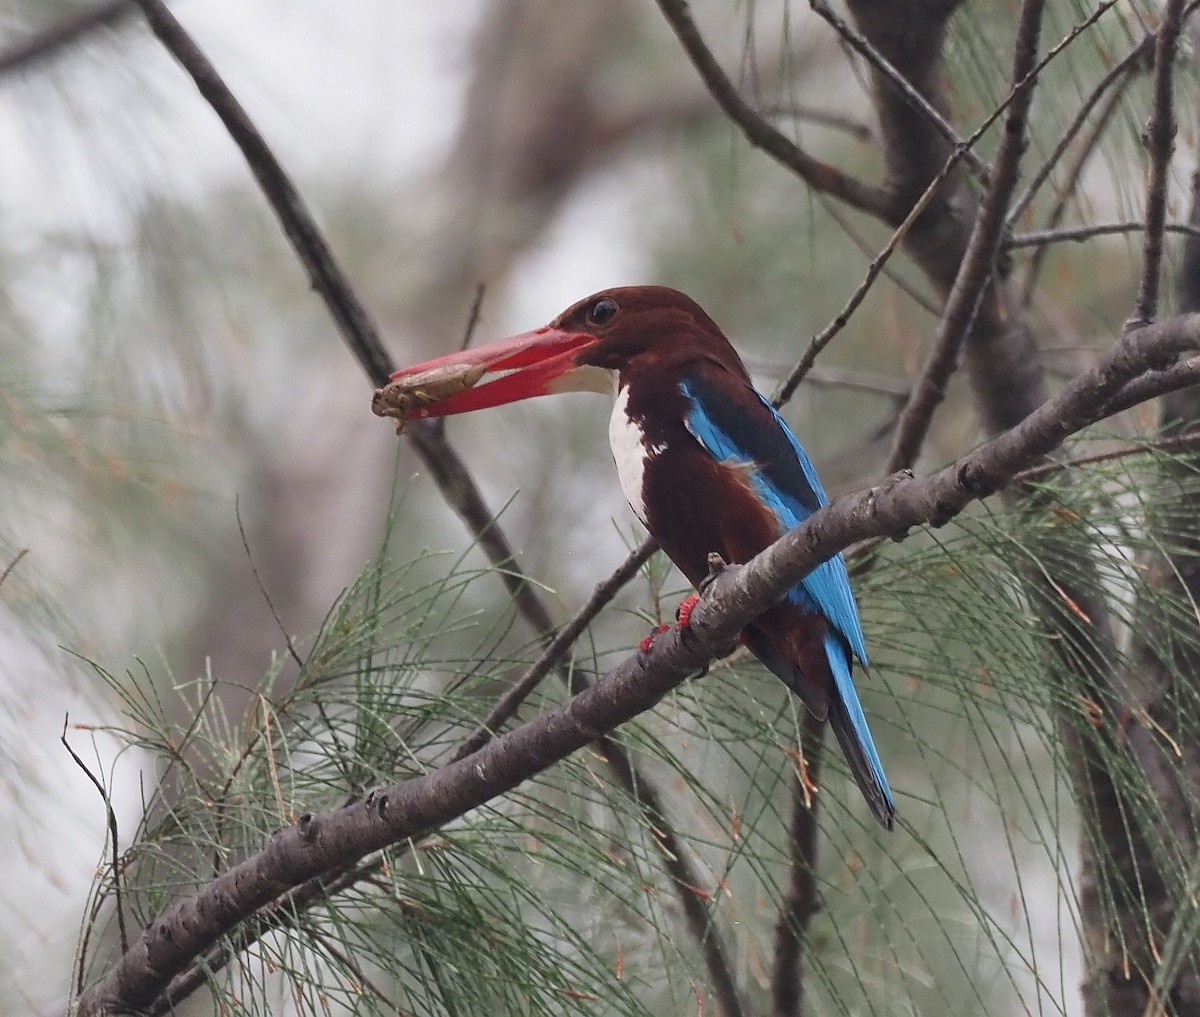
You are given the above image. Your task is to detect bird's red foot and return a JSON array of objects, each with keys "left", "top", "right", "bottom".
[
  {"left": 676, "top": 592, "right": 700, "bottom": 629},
  {"left": 639, "top": 624, "right": 672, "bottom": 655}
]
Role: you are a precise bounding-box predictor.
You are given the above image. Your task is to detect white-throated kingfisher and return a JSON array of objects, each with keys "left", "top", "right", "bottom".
[{"left": 375, "top": 286, "right": 896, "bottom": 829}]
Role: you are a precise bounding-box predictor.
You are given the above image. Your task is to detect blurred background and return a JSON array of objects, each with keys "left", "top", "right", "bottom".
[{"left": 0, "top": 2, "right": 1183, "bottom": 1015}]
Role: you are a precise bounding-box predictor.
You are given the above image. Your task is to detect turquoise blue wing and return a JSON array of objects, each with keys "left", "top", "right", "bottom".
[{"left": 678, "top": 377, "right": 869, "bottom": 668}]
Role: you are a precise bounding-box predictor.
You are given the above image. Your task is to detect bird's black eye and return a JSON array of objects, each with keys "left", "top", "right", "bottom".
[{"left": 588, "top": 297, "right": 619, "bottom": 324}]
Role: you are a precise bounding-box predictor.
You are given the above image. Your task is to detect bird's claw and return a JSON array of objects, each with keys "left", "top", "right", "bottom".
[
  {"left": 642, "top": 556, "right": 732, "bottom": 663},
  {"left": 675, "top": 592, "right": 700, "bottom": 628},
  {"left": 699, "top": 552, "right": 729, "bottom": 593},
  {"left": 638, "top": 623, "right": 672, "bottom": 661}
]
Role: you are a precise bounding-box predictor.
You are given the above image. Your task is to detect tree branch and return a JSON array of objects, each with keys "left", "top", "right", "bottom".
[
  {"left": 884, "top": 0, "right": 1047, "bottom": 474},
  {"left": 1132, "top": 0, "right": 1189, "bottom": 327},
  {"left": 133, "top": 0, "right": 392, "bottom": 385},
  {"left": 77, "top": 309, "right": 1200, "bottom": 1017},
  {"left": 0, "top": 0, "right": 133, "bottom": 78},
  {"left": 1008, "top": 221, "right": 1200, "bottom": 249},
  {"left": 808, "top": 0, "right": 990, "bottom": 180},
  {"left": 653, "top": 0, "right": 894, "bottom": 221},
  {"left": 769, "top": 712, "right": 825, "bottom": 1017}
]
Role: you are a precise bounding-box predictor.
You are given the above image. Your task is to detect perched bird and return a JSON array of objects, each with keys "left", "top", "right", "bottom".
[{"left": 375, "top": 286, "right": 895, "bottom": 829}]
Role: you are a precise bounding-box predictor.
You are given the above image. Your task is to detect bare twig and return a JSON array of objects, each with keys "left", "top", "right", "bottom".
[
  {"left": 775, "top": 363, "right": 909, "bottom": 400},
  {"left": 0, "top": 547, "right": 28, "bottom": 590},
  {"left": 763, "top": 102, "right": 873, "bottom": 142},
  {"left": 884, "top": 0, "right": 1047, "bottom": 474},
  {"left": 808, "top": 0, "right": 990, "bottom": 180},
  {"left": 458, "top": 283, "right": 487, "bottom": 353},
  {"left": 770, "top": 712, "right": 826, "bottom": 1017},
  {"left": 1008, "top": 221, "right": 1200, "bottom": 249},
  {"left": 433, "top": 284, "right": 488, "bottom": 436},
  {"left": 61, "top": 716, "right": 129, "bottom": 954},
  {"left": 816, "top": 195, "right": 942, "bottom": 316},
  {"left": 455, "top": 537, "right": 657, "bottom": 760},
  {"left": 1011, "top": 433, "right": 1200, "bottom": 484},
  {"left": 235, "top": 496, "right": 303, "bottom": 669},
  {"left": 1008, "top": 31, "right": 1155, "bottom": 227},
  {"left": 1132, "top": 0, "right": 1189, "bottom": 326},
  {"left": 654, "top": 0, "right": 894, "bottom": 220},
  {"left": 0, "top": 0, "right": 133, "bottom": 78},
  {"left": 771, "top": 167, "right": 958, "bottom": 406}
]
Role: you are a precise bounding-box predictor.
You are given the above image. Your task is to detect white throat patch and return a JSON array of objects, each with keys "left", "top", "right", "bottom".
[{"left": 608, "top": 384, "right": 666, "bottom": 525}]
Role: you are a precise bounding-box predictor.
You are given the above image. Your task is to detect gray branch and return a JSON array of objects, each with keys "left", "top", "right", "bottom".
[{"left": 76, "top": 309, "right": 1200, "bottom": 1017}]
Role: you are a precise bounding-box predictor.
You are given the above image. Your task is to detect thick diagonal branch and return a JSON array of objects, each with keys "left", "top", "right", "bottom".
[{"left": 77, "top": 311, "right": 1200, "bottom": 1017}]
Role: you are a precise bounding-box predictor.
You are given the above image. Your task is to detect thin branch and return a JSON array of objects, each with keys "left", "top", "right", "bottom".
[
  {"left": 1008, "top": 30, "right": 1154, "bottom": 227},
  {"left": 78, "top": 309, "right": 1200, "bottom": 1017},
  {"left": 769, "top": 712, "right": 825, "bottom": 1017},
  {"left": 763, "top": 102, "right": 874, "bottom": 142},
  {"left": 1018, "top": 78, "right": 1133, "bottom": 307},
  {"left": 458, "top": 283, "right": 487, "bottom": 353},
  {"left": 1132, "top": 0, "right": 1189, "bottom": 326},
  {"left": 1011, "top": 433, "right": 1200, "bottom": 484},
  {"left": 816, "top": 195, "right": 942, "bottom": 316},
  {"left": 455, "top": 537, "right": 657, "bottom": 760},
  {"left": 771, "top": 162, "right": 959, "bottom": 406},
  {"left": 654, "top": 0, "right": 894, "bottom": 221},
  {"left": 884, "top": 0, "right": 1047, "bottom": 474},
  {"left": 132, "top": 0, "right": 393, "bottom": 385},
  {"left": 775, "top": 363, "right": 910, "bottom": 400},
  {"left": 235, "top": 496, "right": 303, "bottom": 669},
  {"left": 808, "top": 0, "right": 990, "bottom": 180},
  {"left": 433, "top": 284, "right": 487, "bottom": 437},
  {"left": 61, "top": 717, "right": 129, "bottom": 954},
  {"left": 0, "top": 547, "right": 28, "bottom": 589},
  {"left": 0, "top": 0, "right": 133, "bottom": 78},
  {"left": 1008, "top": 221, "right": 1200, "bottom": 249}
]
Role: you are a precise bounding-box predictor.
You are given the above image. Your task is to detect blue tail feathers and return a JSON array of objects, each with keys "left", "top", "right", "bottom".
[{"left": 824, "top": 633, "right": 896, "bottom": 829}]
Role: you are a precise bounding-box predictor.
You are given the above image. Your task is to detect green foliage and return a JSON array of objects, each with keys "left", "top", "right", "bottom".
[{"left": 73, "top": 442, "right": 1200, "bottom": 1016}]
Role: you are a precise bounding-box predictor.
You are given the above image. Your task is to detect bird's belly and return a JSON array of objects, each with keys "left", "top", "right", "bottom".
[{"left": 608, "top": 385, "right": 658, "bottom": 525}]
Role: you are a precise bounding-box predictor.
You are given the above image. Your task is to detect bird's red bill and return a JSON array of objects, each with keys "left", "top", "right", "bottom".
[{"left": 371, "top": 326, "right": 598, "bottom": 429}]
